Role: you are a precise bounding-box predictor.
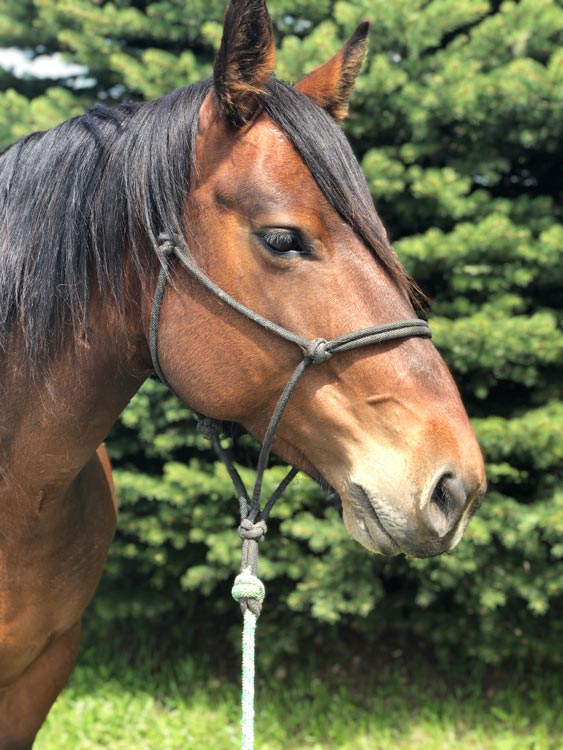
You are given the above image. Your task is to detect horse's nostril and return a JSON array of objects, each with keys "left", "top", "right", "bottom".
[{"left": 425, "top": 473, "right": 468, "bottom": 538}]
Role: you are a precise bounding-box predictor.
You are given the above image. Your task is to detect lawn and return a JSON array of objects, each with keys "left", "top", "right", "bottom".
[{"left": 36, "top": 634, "right": 562, "bottom": 750}]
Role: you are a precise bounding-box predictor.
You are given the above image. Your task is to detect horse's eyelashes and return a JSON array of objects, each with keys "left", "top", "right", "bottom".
[{"left": 259, "top": 229, "right": 308, "bottom": 255}]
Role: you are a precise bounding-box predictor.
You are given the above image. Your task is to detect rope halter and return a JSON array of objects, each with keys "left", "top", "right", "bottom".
[{"left": 149, "top": 233, "right": 432, "bottom": 750}]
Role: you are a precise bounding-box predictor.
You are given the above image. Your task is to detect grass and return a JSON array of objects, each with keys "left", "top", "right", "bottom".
[{"left": 36, "top": 635, "right": 563, "bottom": 750}]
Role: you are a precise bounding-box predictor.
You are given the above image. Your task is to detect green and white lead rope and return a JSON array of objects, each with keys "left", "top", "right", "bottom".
[{"left": 232, "top": 569, "right": 266, "bottom": 750}]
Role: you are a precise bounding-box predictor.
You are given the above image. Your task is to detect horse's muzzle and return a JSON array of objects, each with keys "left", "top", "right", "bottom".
[{"left": 343, "top": 476, "right": 486, "bottom": 558}]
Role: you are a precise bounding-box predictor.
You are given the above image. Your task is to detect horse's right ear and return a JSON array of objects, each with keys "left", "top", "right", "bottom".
[{"left": 212, "top": 0, "right": 276, "bottom": 128}]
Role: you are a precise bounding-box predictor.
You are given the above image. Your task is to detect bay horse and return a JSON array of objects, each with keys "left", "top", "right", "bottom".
[{"left": 0, "top": 0, "right": 486, "bottom": 745}]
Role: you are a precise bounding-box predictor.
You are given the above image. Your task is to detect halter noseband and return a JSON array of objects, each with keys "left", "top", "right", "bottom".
[{"left": 149, "top": 233, "right": 431, "bottom": 606}]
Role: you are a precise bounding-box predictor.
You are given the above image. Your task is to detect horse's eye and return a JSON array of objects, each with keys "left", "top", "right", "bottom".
[{"left": 259, "top": 229, "right": 307, "bottom": 256}]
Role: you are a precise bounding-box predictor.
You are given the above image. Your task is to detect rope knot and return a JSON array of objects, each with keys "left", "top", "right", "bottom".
[
  {"left": 157, "top": 232, "right": 176, "bottom": 257},
  {"left": 232, "top": 569, "right": 265, "bottom": 616},
  {"left": 197, "top": 416, "right": 221, "bottom": 441},
  {"left": 239, "top": 518, "right": 267, "bottom": 542},
  {"left": 305, "top": 338, "right": 332, "bottom": 364}
]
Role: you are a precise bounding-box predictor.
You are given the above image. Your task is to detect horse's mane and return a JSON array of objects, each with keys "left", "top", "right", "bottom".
[{"left": 0, "top": 77, "right": 415, "bottom": 367}]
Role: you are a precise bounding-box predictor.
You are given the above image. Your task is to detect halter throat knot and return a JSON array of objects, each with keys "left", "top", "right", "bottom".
[
  {"left": 239, "top": 518, "right": 267, "bottom": 542},
  {"left": 305, "top": 338, "right": 332, "bottom": 364}
]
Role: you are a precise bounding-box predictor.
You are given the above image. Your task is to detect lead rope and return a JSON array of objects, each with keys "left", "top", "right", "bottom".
[
  {"left": 196, "top": 417, "right": 295, "bottom": 750},
  {"left": 150, "top": 234, "right": 432, "bottom": 750},
  {"left": 231, "top": 513, "right": 266, "bottom": 750}
]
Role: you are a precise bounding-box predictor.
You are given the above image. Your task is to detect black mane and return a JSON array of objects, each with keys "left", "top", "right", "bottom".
[{"left": 0, "top": 77, "right": 414, "bottom": 367}]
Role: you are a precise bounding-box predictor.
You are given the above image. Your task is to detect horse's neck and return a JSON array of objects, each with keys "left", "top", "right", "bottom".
[{"left": 0, "top": 306, "right": 149, "bottom": 511}]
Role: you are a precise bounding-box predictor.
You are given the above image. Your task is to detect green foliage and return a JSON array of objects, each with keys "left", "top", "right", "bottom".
[{"left": 0, "top": 0, "right": 561, "bottom": 666}]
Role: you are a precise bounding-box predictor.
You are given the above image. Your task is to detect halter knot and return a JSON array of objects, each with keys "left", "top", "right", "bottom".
[
  {"left": 235, "top": 520, "right": 267, "bottom": 616},
  {"left": 239, "top": 518, "right": 267, "bottom": 542},
  {"left": 158, "top": 232, "right": 176, "bottom": 257},
  {"left": 305, "top": 338, "right": 332, "bottom": 364}
]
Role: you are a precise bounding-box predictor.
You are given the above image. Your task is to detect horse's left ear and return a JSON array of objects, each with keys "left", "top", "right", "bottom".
[
  {"left": 295, "top": 23, "right": 370, "bottom": 122},
  {"left": 213, "top": 0, "right": 276, "bottom": 128}
]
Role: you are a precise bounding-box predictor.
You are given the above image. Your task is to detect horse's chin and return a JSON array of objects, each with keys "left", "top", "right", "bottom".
[
  {"left": 279, "top": 452, "right": 401, "bottom": 556},
  {"left": 267, "top": 445, "right": 398, "bottom": 555},
  {"left": 340, "top": 486, "right": 401, "bottom": 556}
]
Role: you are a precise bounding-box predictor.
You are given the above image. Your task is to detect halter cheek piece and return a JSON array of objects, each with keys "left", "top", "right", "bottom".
[{"left": 150, "top": 233, "right": 431, "bottom": 611}]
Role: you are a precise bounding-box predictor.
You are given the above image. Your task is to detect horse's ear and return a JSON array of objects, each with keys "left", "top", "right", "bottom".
[
  {"left": 213, "top": 0, "right": 276, "bottom": 128},
  {"left": 295, "top": 23, "right": 369, "bottom": 122}
]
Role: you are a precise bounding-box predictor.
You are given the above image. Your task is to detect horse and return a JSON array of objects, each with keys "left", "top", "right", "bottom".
[{"left": 0, "top": 0, "right": 486, "bottom": 745}]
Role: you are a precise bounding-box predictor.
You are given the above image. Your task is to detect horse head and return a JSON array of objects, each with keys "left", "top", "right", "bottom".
[{"left": 152, "top": 0, "right": 486, "bottom": 558}]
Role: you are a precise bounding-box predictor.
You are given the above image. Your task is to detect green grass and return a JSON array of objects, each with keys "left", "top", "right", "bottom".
[{"left": 36, "top": 637, "right": 563, "bottom": 750}]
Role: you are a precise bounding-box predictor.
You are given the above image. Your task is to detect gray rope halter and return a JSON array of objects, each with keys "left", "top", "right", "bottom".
[{"left": 149, "top": 233, "right": 431, "bottom": 611}]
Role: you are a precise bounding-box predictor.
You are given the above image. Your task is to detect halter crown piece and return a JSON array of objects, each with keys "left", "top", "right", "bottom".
[{"left": 150, "top": 233, "right": 432, "bottom": 750}]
